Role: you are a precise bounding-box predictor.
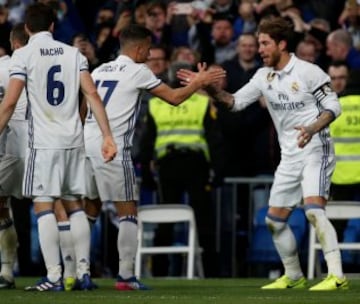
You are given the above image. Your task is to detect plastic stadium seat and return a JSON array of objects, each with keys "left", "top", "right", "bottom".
[
  {"left": 135, "top": 204, "right": 204, "bottom": 279},
  {"left": 342, "top": 219, "right": 360, "bottom": 264}
]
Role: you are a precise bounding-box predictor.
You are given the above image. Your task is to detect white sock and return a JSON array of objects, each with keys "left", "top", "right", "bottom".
[
  {"left": 265, "top": 216, "right": 303, "bottom": 280},
  {"left": 69, "top": 210, "right": 91, "bottom": 279},
  {"left": 118, "top": 215, "right": 138, "bottom": 279},
  {"left": 305, "top": 207, "right": 344, "bottom": 278},
  {"left": 0, "top": 218, "right": 17, "bottom": 281},
  {"left": 37, "top": 211, "right": 62, "bottom": 282},
  {"left": 58, "top": 221, "right": 76, "bottom": 279}
]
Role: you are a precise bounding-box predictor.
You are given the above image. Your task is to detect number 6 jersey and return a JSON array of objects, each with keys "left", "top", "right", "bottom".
[{"left": 9, "top": 32, "right": 86, "bottom": 149}]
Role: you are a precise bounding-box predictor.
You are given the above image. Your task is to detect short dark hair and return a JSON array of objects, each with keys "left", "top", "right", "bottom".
[
  {"left": 119, "top": 24, "right": 152, "bottom": 48},
  {"left": 25, "top": 3, "right": 56, "bottom": 33},
  {"left": 258, "top": 16, "right": 295, "bottom": 50},
  {"left": 10, "top": 22, "right": 29, "bottom": 46},
  {"left": 328, "top": 60, "right": 349, "bottom": 69}
]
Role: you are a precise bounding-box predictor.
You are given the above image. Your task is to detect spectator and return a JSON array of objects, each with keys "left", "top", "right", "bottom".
[
  {"left": 295, "top": 40, "right": 317, "bottom": 63},
  {"left": 139, "top": 61, "right": 225, "bottom": 277},
  {"left": 329, "top": 61, "right": 360, "bottom": 201},
  {"left": 326, "top": 28, "right": 360, "bottom": 69},
  {"left": 328, "top": 61, "right": 349, "bottom": 94}
]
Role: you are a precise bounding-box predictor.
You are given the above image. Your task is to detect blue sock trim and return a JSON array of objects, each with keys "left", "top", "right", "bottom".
[
  {"left": 68, "top": 209, "right": 84, "bottom": 216},
  {"left": 0, "top": 218, "right": 13, "bottom": 230},
  {"left": 266, "top": 213, "right": 288, "bottom": 222},
  {"left": 119, "top": 215, "right": 137, "bottom": 225},
  {"left": 58, "top": 224, "right": 71, "bottom": 231},
  {"left": 36, "top": 210, "right": 54, "bottom": 219},
  {"left": 304, "top": 203, "right": 325, "bottom": 211}
]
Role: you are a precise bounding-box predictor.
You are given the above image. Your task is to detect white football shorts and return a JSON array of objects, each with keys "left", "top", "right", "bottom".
[
  {"left": 269, "top": 152, "right": 335, "bottom": 208},
  {"left": 23, "top": 147, "right": 86, "bottom": 200},
  {"left": 84, "top": 157, "right": 139, "bottom": 202},
  {"left": 0, "top": 155, "right": 25, "bottom": 199}
]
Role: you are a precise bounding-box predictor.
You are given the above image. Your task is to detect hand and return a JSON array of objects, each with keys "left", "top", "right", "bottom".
[
  {"left": 177, "top": 62, "right": 226, "bottom": 87},
  {"left": 102, "top": 135, "right": 117, "bottom": 162},
  {"left": 294, "top": 125, "right": 314, "bottom": 148}
]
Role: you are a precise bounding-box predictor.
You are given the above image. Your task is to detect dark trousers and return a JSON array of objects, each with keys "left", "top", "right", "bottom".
[{"left": 152, "top": 151, "right": 218, "bottom": 277}]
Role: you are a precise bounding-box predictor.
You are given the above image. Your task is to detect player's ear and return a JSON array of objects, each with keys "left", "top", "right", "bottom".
[
  {"left": 49, "top": 22, "right": 55, "bottom": 33},
  {"left": 279, "top": 40, "right": 287, "bottom": 52},
  {"left": 24, "top": 24, "right": 31, "bottom": 36}
]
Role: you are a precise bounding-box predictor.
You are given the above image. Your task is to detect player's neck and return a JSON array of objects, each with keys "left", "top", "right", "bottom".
[{"left": 274, "top": 52, "right": 291, "bottom": 71}]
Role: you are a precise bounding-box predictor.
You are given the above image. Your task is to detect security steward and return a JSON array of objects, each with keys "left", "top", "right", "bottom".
[
  {"left": 329, "top": 65, "right": 360, "bottom": 201},
  {"left": 139, "top": 62, "right": 224, "bottom": 278}
]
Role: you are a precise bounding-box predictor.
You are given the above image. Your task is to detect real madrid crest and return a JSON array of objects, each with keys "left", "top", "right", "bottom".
[
  {"left": 267, "top": 72, "right": 275, "bottom": 82},
  {"left": 291, "top": 82, "right": 299, "bottom": 93}
]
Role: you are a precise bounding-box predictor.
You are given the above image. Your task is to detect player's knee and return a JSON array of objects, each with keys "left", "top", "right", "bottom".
[
  {"left": 116, "top": 201, "right": 137, "bottom": 217},
  {"left": 265, "top": 215, "right": 287, "bottom": 235},
  {"left": 305, "top": 204, "right": 325, "bottom": 226}
]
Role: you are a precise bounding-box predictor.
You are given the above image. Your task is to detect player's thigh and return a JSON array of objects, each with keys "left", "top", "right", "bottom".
[
  {"left": 84, "top": 156, "right": 100, "bottom": 200},
  {"left": 63, "top": 147, "right": 86, "bottom": 195},
  {"left": 89, "top": 157, "right": 139, "bottom": 202},
  {"left": 302, "top": 153, "right": 335, "bottom": 199},
  {"left": 0, "top": 155, "right": 24, "bottom": 199},
  {"left": 23, "top": 148, "right": 85, "bottom": 198},
  {"left": 269, "top": 160, "right": 303, "bottom": 208}
]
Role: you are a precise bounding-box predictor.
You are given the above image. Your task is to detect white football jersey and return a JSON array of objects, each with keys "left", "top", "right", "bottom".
[
  {"left": 0, "top": 55, "right": 10, "bottom": 158},
  {"left": 232, "top": 55, "right": 341, "bottom": 161},
  {"left": 0, "top": 55, "right": 28, "bottom": 121},
  {"left": 84, "top": 55, "right": 161, "bottom": 160},
  {"left": 9, "top": 32, "right": 86, "bottom": 149}
]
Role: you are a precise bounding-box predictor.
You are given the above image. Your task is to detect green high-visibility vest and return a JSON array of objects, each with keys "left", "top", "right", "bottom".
[
  {"left": 330, "top": 95, "right": 360, "bottom": 184},
  {"left": 149, "top": 93, "right": 210, "bottom": 160}
]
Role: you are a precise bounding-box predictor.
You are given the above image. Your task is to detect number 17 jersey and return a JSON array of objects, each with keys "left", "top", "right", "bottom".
[
  {"left": 84, "top": 55, "right": 161, "bottom": 160},
  {"left": 9, "top": 32, "right": 86, "bottom": 149}
]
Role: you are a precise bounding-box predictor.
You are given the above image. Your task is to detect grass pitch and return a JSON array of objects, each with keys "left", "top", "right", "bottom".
[{"left": 0, "top": 277, "right": 359, "bottom": 304}]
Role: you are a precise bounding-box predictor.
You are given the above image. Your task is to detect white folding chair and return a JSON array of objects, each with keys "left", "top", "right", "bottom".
[
  {"left": 135, "top": 204, "right": 204, "bottom": 279},
  {"left": 307, "top": 201, "right": 360, "bottom": 279}
]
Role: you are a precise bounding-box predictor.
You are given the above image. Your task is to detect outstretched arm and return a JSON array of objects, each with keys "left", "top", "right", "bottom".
[
  {"left": 204, "top": 85, "right": 235, "bottom": 109},
  {"left": 150, "top": 62, "right": 226, "bottom": 106},
  {"left": 177, "top": 67, "right": 234, "bottom": 108}
]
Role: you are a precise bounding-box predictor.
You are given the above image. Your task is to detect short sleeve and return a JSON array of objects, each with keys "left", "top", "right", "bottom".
[
  {"left": 78, "top": 52, "right": 89, "bottom": 72},
  {"left": 9, "top": 50, "right": 26, "bottom": 81},
  {"left": 134, "top": 64, "right": 162, "bottom": 90}
]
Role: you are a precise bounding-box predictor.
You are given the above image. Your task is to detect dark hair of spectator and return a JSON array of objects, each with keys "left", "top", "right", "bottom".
[
  {"left": 25, "top": 3, "right": 57, "bottom": 33},
  {"left": 329, "top": 60, "right": 349, "bottom": 69}
]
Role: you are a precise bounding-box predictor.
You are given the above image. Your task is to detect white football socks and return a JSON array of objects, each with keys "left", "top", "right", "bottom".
[
  {"left": 118, "top": 216, "right": 138, "bottom": 279},
  {"left": 58, "top": 221, "right": 76, "bottom": 279},
  {"left": 69, "top": 210, "right": 91, "bottom": 279},
  {"left": 37, "top": 212, "right": 62, "bottom": 283},
  {"left": 265, "top": 216, "right": 304, "bottom": 280},
  {"left": 0, "top": 218, "right": 17, "bottom": 281}
]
